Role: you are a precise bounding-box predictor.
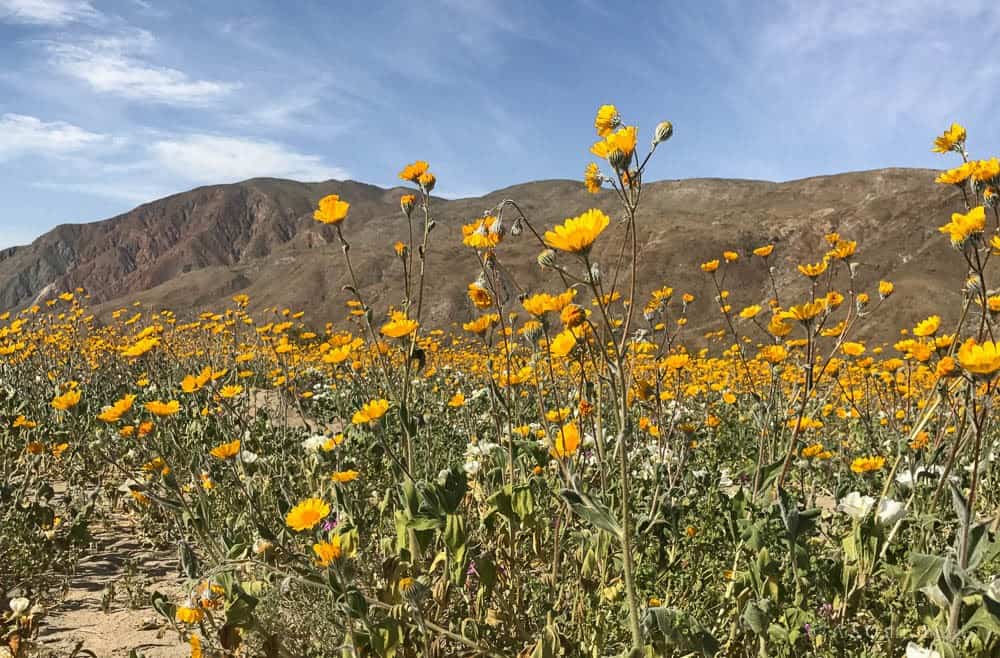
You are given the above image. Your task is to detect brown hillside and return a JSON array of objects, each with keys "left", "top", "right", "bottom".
[{"left": 0, "top": 169, "right": 966, "bottom": 343}]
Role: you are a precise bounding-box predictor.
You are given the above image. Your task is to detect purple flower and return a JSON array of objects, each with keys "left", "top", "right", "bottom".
[{"left": 322, "top": 516, "right": 339, "bottom": 532}]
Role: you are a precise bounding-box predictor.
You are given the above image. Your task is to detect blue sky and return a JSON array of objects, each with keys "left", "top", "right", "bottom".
[{"left": 1, "top": 0, "right": 998, "bottom": 249}]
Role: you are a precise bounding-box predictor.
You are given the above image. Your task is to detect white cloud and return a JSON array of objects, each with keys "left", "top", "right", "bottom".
[
  {"left": 46, "top": 29, "right": 239, "bottom": 105},
  {"left": 0, "top": 113, "right": 106, "bottom": 160},
  {"left": 0, "top": 0, "right": 97, "bottom": 25},
  {"left": 31, "top": 180, "right": 165, "bottom": 203},
  {"left": 149, "top": 134, "right": 349, "bottom": 184}
]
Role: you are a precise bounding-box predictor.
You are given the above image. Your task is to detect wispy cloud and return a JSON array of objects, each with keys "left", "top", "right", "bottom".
[
  {"left": 31, "top": 179, "right": 165, "bottom": 203},
  {"left": 0, "top": 0, "right": 97, "bottom": 25},
  {"left": 0, "top": 113, "right": 106, "bottom": 160},
  {"left": 148, "top": 134, "right": 349, "bottom": 184},
  {"left": 44, "top": 28, "right": 239, "bottom": 105}
]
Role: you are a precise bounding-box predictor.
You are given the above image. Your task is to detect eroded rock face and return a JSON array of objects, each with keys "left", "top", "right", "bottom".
[{"left": 0, "top": 169, "right": 962, "bottom": 341}]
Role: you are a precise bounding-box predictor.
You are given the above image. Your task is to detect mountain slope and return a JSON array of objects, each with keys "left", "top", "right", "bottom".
[{"left": 0, "top": 169, "right": 963, "bottom": 341}]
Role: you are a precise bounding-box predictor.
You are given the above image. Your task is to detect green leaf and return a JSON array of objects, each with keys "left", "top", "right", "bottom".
[
  {"left": 405, "top": 515, "right": 443, "bottom": 531},
  {"left": 741, "top": 599, "right": 772, "bottom": 636},
  {"left": 961, "top": 604, "right": 1000, "bottom": 636},
  {"left": 643, "top": 606, "right": 720, "bottom": 656},
  {"left": 909, "top": 553, "right": 945, "bottom": 592},
  {"left": 560, "top": 488, "right": 623, "bottom": 539}
]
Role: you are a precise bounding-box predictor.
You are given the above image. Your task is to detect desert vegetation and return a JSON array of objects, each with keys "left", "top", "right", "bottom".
[{"left": 3, "top": 108, "right": 1000, "bottom": 657}]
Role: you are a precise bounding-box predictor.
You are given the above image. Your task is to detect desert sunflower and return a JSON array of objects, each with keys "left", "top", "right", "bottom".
[
  {"left": 543, "top": 209, "right": 610, "bottom": 255},
  {"left": 313, "top": 194, "right": 350, "bottom": 225},
  {"left": 286, "top": 497, "right": 330, "bottom": 532}
]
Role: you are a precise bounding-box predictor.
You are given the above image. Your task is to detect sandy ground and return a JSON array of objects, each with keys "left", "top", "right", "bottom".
[
  {"left": 24, "top": 389, "right": 315, "bottom": 657},
  {"left": 33, "top": 515, "right": 188, "bottom": 657}
]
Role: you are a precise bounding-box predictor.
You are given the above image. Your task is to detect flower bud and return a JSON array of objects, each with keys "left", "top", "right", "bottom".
[
  {"left": 589, "top": 262, "right": 602, "bottom": 285},
  {"left": 609, "top": 149, "right": 632, "bottom": 172},
  {"left": 653, "top": 121, "right": 674, "bottom": 145},
  {"left": 537, "top": 249, "right": 557, "bottom": 269}
]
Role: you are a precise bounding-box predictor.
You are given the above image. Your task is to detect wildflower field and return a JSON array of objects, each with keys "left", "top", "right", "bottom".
[{"left": 4, "top": 108, "right": 1000, "bottom": 658}]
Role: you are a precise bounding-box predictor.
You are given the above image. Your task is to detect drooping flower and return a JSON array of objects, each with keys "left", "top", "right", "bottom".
[
  {"left": 418, "top": 172, "right": 436, "bottom": 191},
  {"left": 286, "top": 497, "right": 330, "bottom": 531},
  {"left": 543, "top": 209, "right": 610, "bottom": 255},
  {"left": 400, "top": 194, "right": 416, "bottom": 216}
]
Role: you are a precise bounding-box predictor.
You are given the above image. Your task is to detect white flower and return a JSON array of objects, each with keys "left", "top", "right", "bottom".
[
  {"left": 876, "top": 498, "right": 906, "bottom": 526},
  {"left": 897, "top": 465, "right": 953, "bottom": 490},
  {"left": 718, "top": 467, "right": 733, "bottom": 489},
  {"left": 9, "top": 597, "right": 30, "bottom": 618},
  {"left": 240, "top": 450, "right": 259, "bottom": 464},
  {"left": 837, "top": 491, "right": 874, "bottom": 521},
  {"left": 301, "top": 435, "right": 326, "bottom": 452},
  {"left": 478, "top": 441, "right": 500, "bottom": 454},
  {"left": 463, "top": 460, "right": 481, "bottom": 476},
  {"left": 905, "top": 642, "right": 941, "bottom": 658},
  {"left": 987, "top": 576, "right": 1000, "bottom": 602}
]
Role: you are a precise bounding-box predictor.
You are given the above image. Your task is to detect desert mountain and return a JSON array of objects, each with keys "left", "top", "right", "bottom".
[{"left": 0, "top": 169, "right": 965, "bottom": 342}]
